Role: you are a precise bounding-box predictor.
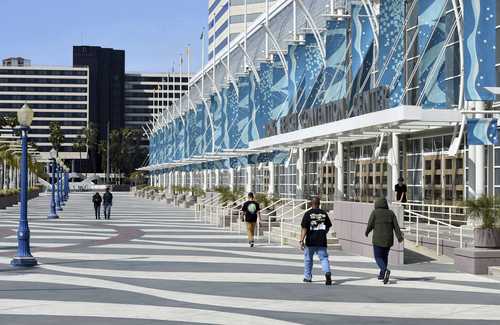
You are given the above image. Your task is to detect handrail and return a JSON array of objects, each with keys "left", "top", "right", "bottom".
[
  {"left": 278, "top": 200, "right": 309, "bottom": 247},
  {"left": 260, "top": 198, "right": 291, "bottom": 217},
  {"left": 404, "top": 209, "right": 466, "bottom": 255}
]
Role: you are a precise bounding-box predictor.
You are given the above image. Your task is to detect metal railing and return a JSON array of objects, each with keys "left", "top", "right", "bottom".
[
  {"left": 404, "top": 209, "right": 468, "bottom": 256},
  {"left": 278, "top": 200, "right": 310, "bottom": 247},
  {"left": 194, "top": 193, "right": 221, "bottom": 223},
  {"left": 397, "top": 201, "right": 468, "bottom": 226}
]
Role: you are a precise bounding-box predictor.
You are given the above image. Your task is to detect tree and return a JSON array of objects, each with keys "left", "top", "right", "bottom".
[
  {"left": 48, "top": 121, "right": 64, "bottom": 152},
  {"left": 72, "top": 134, "right": 86, "bottom": 175},
  {"left": 99, "top": 128, "right": 147, "bottom": 183},
  {"left": 81, "top": 123, "right": 98, "bottom": 173}
]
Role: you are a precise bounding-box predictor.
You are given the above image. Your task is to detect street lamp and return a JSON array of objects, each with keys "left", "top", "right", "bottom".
[
  {"left": 11, "top": 103, "right": 37, "bottom": 267},
  {"left": 57, "top": 158, "right": 65, "bottom": 206},
  {"left": 64, "top": 166, "right": 70, "bottom": 200},
  {"left": 55, "top": 157, "right": 63, "bottom": 211},
  {"left": 48, "top": 148, "right": 58, "bottom": 219}
]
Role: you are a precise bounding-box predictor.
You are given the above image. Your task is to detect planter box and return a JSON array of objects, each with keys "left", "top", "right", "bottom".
[
  {"left": 474, "top": 228, "right": 500, "bottom": 248},
  {"left": 455, "top": 248, "right": 500, "bottom": 274},
  {"left": 0, "top": 189, "right": 41, "bottom": 210}
]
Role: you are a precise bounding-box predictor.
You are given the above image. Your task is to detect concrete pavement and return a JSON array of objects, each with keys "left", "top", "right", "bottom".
[{"left": 0, "top": 192, "right": 499, "bottom": 324}]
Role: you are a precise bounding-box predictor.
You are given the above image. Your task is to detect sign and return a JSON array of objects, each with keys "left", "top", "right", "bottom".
[{"left": 266, "top": 86, "right": 389, "bottom": 137}]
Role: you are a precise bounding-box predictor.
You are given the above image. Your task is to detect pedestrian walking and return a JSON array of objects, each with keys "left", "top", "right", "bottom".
[
  {"left": 394, "top": 177, "right": 407, "bottom": 203},
  {"left": 92, "top": 192, "right": 102, "bottom": 220},
  {"left": 241, "top": 192, "right": 260, "bottom": 247},
  {"left": 365, "top": 197, "right": 404, "bottom": 284},
  {"left": 103, "top": 187, "right": 113, "bottom": 220},
  {"left": 300, "top": 197, "right": 332, "bottom": 285}
]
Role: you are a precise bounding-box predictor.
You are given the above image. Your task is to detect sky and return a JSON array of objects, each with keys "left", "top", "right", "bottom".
[{"left": 0, "top": 0, "right": 207, "bottom": 73}]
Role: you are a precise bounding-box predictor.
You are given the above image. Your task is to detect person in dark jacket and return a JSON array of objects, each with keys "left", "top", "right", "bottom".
[
  {"left": 365, "top": 197, "right": 404, "bottom": 284},
  {"left": 103, "top": 187, "right": 113, "bottom": 220},
  {"left": 92, "top": 192, "right": 102, "bottom": 220},
  {"left": 241, "top": 192, "right": 260, "bottom": 247},
  {"left": 300, "top": 197, "right": 333, "bottom": 285}
]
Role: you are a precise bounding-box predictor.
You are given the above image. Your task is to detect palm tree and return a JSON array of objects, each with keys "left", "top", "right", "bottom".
[
  {"left": 48, "top": 121, "right": 64, "bottom": 152},
  {"left": 72, "top": 134, "right": 86, "bottom": 176},
  {"left": 81, "top": 123, "right": 98, "bottom": 175}
]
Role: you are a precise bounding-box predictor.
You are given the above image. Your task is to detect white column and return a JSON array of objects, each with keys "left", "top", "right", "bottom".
[
  {"left": 246, "top": 166, "right": 253, "bottom": 193},
  {"left": 296, "top": 148, "right": 304, "bottom": 198},
  {"left": 208, "top": 170, "right": 213, "bottom": 189},
  {"left": 163, "top": 172, "right": 167, "bottom": 188},
  {"left": 335, "top": 142, "right": 344, "bottom": 200},
  {"left": 189, "top": 171, "right": 194, "bottom": 188},
  {"left": 389, "top": 133, "right": 400, "bottom": 202},
  {"left": 215, "top": 169, "right": 220, "bottom": 187},
  {"left": 268, "top": 162, "right": 275, "bottom": 196},
  {"left": 149, "top": 173, "right": 153, "bottom": 186},
  {"left": 475, "top": 101, "right": 487, "bottom": 197},
  {"left": 168, "top": 171, "right": 174, "bottom": 193},
  {"left": 181, "top": 172, "right": 186, "bottom": 187},
  {"left": 229, "top": 168, "right": 235, "bottom": 190},
  {"left": 203, "top": 170, "right": 208, "bottom": 191}
]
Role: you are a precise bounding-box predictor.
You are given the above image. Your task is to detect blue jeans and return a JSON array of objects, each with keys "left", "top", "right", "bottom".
[
  {"left": 304, "top": 246, "right": 331, "bottom": 280},
  {"left": 103, "top": 204, "right": 112, "bottom": 219},
  {"left": 373, "top": 245, "right": 390, "bottom": 277}
]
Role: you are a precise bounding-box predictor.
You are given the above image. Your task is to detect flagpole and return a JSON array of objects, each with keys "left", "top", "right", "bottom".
[
  {"left": 201, "top": 28, "right": 205, "bottom": 99},
  {"left": 187, "top": 45, "right": 191, "bottom": 109},
  {"left": 179, "top": 53, "right": 183, "bottom": 115}
]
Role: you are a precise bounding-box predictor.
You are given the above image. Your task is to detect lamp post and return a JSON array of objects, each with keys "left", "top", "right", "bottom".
[
  {"left": 55, "top": 157, "right": 63, "bottom": 211},
  {"left": 58, "top": 161, "right": 65, "bottom": 206},
  {"left": 64, "top": 166, "right": 70, "bottom": 200},
  {"left": 11, "top": 103, "right": 37, "bottom": 267},
  {"left": 48, "top": 148, "right": 58, "bottom": 219}
]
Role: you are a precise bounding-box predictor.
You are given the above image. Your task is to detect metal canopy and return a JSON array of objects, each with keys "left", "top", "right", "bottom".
[{"left": 249, "top": 106, "right": 462, "bottom": 150}]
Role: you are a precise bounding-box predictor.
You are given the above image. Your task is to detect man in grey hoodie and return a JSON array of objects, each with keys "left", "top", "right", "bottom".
[{"left": 365, "top": 197, "right": 404, "bottom": 284}]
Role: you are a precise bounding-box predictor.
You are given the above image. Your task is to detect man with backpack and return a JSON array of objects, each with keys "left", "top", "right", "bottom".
[
  {"left": 241, "top": 192, "right": 260, "bottom": 247},
  {"left": 300, "top": 197, "right": 333, "bottom": 286}
]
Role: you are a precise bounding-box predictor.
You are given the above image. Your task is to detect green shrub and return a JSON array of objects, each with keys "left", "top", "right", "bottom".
[
  {"left": 255, "top": 193, "right": 270, "bottom": 208},
  {"left": 191, "top": 187, "right": 205, "bottom": 197},
  {"left": 464, "top": 195, "right": 500, "bottom": 229}
]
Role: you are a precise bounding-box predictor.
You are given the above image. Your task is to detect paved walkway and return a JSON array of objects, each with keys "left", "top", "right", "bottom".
[{"left": 0, "top": 193, "right": 499, "bottom": 324}]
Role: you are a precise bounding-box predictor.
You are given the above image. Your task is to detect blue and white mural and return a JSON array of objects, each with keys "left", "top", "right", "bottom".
[
  {"left": 314, "top": 19, "right": 347, "bottom": 107},
  {"left": 467, "top": 118, "right": 498, "bottom": 145},
  {"left": 149, "top": 1, "right": 498, "bottom": 172},
  {"left": 223, "top": 84, "right": 238, "bottom": 151},
  {"left": 286, "top": 43, "right": 306, "bottom": 115},
  {"left": 233, "top": 75, "right": 252, "bottom": 148},
  {"left": 378, "top": 0, "right": 405, "bottom": 107},
  {"left": 296, "top": 34, "right": 323, "bottom": 115},
  {"left": 270, "top": 55, "right": 289, "bottom": 132},
  {"left": 418, "top": 0, "right": 447, "bottom": 108},
  {"left": 254, "top": 62, "right": 274, "bottom": 139},
  {"left": 464, "top": 0, "right": 496, "bottom": 101},
  {"left": 351, "top": 3, "right": 374, "bottom": 97}
]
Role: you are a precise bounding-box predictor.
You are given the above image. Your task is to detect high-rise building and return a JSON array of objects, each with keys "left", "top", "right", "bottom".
[
  {"left": 73, "top": 45, "right": 125, "bottom": 172},
  {"left": 208, "top": 0, "right": 276, "bottom": 60},
  {"left": 0, "top": 62, "right": 89, "bottom": 164},
  {"left": 124, "top": 73, "right": 190, "bottom": 148}
]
